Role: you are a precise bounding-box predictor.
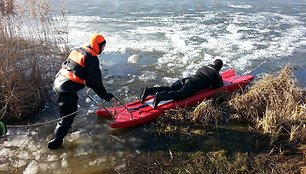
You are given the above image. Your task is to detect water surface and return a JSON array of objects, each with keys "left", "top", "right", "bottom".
[{"left": 1, "top": 0, "right": 306, "bottom": 173}]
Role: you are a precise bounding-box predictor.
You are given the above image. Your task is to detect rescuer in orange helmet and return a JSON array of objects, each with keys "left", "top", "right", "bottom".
[{"left": 48, "top": 33, "right": 114, "bottom": 150}]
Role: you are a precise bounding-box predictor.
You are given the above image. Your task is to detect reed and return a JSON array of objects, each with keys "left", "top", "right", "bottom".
[
  {"left": 229, "top": 66, "right": 306, "bottom": 144},
  {"left": 192, "top": 92, "right": 230, "bottom": 126},
  {"left": 0, "top": 0, "right": 68, "bottom": 121},
  {"left": 155, "top": 108, "right": 193, "bottom": 137},
  {"left": 156, "top": 67, "right": 306, "bottom": 144}
]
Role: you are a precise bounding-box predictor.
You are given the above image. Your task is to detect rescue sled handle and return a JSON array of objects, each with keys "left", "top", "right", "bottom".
[
  {"left": 86, "top": 89, "right": 133, "bottom": 120},
  {"left": 112, "top": 95, "right": 134, "bottom": 120},
  {"left": 86, "top": 90, "right": 114, "bottom": 118}
]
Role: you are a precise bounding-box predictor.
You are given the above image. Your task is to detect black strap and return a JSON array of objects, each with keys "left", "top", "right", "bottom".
[{"left": 129, "top": 103, "right": 149, "bottom": 111}]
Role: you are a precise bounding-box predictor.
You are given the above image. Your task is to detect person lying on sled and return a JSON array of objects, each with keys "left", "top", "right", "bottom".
[{"left": 140, "top": 59, "right": 223, "bottom": 109}]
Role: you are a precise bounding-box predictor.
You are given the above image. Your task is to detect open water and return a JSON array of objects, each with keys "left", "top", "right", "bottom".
[{"left": 1, "top": 0, "right": 306, "bottom": 173}]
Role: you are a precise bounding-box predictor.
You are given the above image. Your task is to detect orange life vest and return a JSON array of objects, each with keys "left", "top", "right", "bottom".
[{"left": 60, "top": 46, "right": 97, "bottom": 84}]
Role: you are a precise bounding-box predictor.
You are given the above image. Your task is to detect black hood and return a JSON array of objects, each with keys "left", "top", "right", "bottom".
[{"left": 212, "top": 59, "right": 223, "bottom": 71}]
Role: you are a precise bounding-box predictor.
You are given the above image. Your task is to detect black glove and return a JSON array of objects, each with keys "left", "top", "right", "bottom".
[{"left": 102, "top": 93, "right": 114, "bottom": 101}]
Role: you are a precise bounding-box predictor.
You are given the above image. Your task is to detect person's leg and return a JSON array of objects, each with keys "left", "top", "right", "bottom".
[
  {"left": 152, "top": 91, "right": 177, "bottom": 108},
  {"left": 153, "top": 78, "right": 208, "bottom": 108},
  {"left": 48, "top": 93, "right": 78, "bottom": 149},
  {"left": 141, "top": 78, "right": 189, "bottom": 103},
  {"left": 169, "top": 79, "right": 185, "bottom": 90},
  {"left": 180, "top": 76, "right": 213, "bottom": 97},
  {"left": 140, "top": 86, "right": 172, "bottom": 103}
]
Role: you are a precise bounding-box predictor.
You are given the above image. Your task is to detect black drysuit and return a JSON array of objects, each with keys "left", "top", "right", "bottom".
[
  {"left": 147, "top": 64, "right": 223, "bottom": 101},
  {"left": 52, "top": 47, "right": 108, "bottom": 144}
]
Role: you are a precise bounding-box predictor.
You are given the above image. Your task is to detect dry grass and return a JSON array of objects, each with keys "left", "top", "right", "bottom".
[
  {"left": 156, "top": 66, "right": 306, "bottom": 145},
  {"left": 193, "top": 92, "right": 230, "bottom": 126},
  {"left": 193, "top": 99, "right": 221, "bottom": 125},
  {"left": 229, "top": 67, "right": 306, "bottom": 144},
  {"left": 122, "top": 150, "right": 305, "bottom": 174},
  {"left": 155, "top": 108, "right": 194, "bottom": 138},
  {"left": 0, "top": 1, "right": 68, "bottom": 121},
  {"left": 155, "top": 93, "right": 230, "bottom": 136},
  {"left": 152, "top": 67, "right": 306, "bottom": 173}
]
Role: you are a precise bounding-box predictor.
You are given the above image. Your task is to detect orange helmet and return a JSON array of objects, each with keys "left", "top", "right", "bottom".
[{"left": 89, "top": 33, "right": 106, "bottom": 54}]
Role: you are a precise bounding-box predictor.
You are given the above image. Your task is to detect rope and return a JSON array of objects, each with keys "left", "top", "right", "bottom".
[
  {"left": 0, "top": 92, "right": 116, "bottom": 135},
  {"left": 3, "top": 105, "right": 98, "bottom": 129}
]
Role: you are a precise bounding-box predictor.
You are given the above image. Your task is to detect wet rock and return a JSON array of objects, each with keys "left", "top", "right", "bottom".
[
  {"left": 39, "top": 162, "right": 58, "bottom": 173},
  {"left": 89, "top": 157, "right": 106, "bottom": 166},
  {"left": 12, "top": 159, "right": 27, "bottom": 168},
  {"left": 60, "top": 152, "right": 67, "bottom": 158},
  {"left": 4, "top": 135, "right": 29, "bottom": 147},
  {"left": 23, "top": 160, "right": 38, "bottom": 174},
  {"left": 0, "top": 163, "right": 8, "bottom": 171},
  {"left": 116, "top": 151, "right": 124, "bottom": 157},
  {"left": 66, "top": 131, "right": 81, "bottom": 142},
  {"left": 30, "top": 131, "right": 38, "bottom": 136},
  {"left": 47, "top": 154, "right": 58, "bottom": 162},
  {"left": 74, "top": 147, "right": 93, "bottom": 157},
  {"left": 61, "top": 158, "right": 68, "bottom": 168},
  {"left": 115, "top": 163, "right": 126, "bottom": 171},
  {"left": 113, "top": 142, "right": 125, "bottom": 150},
  {"left": 17, "top": 151, "right": 30, "bottom": 160},
  {"left": 128, "top": 137, "right": 138, "bottom": 143},
  {"left": 33, "top": 149, "right": 46, "bottom": 160},
  {"left": 0, "top": 148, "right": 10, "bottom": 157}
]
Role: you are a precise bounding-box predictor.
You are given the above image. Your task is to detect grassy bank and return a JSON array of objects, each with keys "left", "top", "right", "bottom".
[
  {"left": 0, "top": 1, "right": 68, "bottom": 122},
  {"left": 122, "top": 67, "right": 305, "bottom": 173}
]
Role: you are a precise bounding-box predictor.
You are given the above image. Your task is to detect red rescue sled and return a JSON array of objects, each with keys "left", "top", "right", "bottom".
[{"left": 95, "top": 69, "right": 254, "bottom": 129}]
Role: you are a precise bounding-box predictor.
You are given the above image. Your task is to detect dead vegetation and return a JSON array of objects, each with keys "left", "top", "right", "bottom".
[
  {"left": 228, "top": 67, "right": 306, "bottom": 144},
  {"left": 0, "top": 0, "right": 68, "bottom": 121},
  {"left": 156, "top": 66, "right": 306, "bottom": 145},
  {"left": 122, "top": 150, "right": 305, "bottom": 174},
  {"left": 150, "top": 66, "right": 306, "bottom": 173}
]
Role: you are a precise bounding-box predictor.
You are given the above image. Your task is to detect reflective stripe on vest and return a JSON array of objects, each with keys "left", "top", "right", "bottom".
[
  {"left": 81, "top": 45, "right": 98, "bottom": 56},
  {"left": 60, "top": 68, "right": 85, "bottom": 84},
  {"left": 60, "top": 47, "right": 98, "bottom": 84},
  {"left": 68, "top": 50, "right": 86, "bottom": 67},
  {"left": 60, "top": 47, "right": 90, "bottom": 84}
]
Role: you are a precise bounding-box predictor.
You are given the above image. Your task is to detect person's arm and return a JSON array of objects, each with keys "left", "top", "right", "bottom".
[
  {"left": 217, "top": 73, "right": 224, "bottom": 86},
  {"left": 212, "top": 68, "right": 223, "bottom": 87},
  {"left": 85, "top": 56, "right": 113, "bottom": 100}
]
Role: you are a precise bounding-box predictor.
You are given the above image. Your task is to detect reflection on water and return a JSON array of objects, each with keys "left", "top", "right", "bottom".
[{"left": 0, "top": 108, "right": 149, "bottom": 173}]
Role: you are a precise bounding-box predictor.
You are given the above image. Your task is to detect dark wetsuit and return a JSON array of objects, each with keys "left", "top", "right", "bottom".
[
  {"left": 147, "top": 64, "right": 223, "bottom": 100},
  {"left": 52, "top": 47, "right": 107, "bottom": 142}
]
